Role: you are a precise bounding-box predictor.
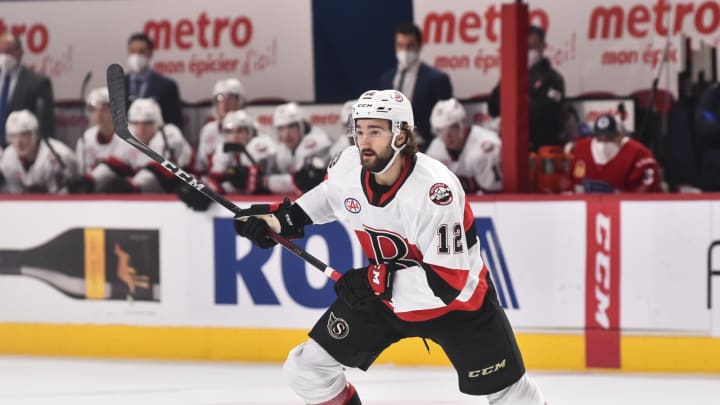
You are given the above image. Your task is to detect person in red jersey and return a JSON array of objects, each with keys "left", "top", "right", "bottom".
[
  {"left": 568, "top": 113, "right": 662, "bottom": 193},
  {"left": 233, "top": 90, "right": 546, "bottom": 405}
]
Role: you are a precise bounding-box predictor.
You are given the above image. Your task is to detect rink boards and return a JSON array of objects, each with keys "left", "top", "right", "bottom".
[{"left": 1, "top": 194, "right": 719, "bottom": 372}]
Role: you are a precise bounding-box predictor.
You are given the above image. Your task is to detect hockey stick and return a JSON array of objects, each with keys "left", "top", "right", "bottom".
[{"left": 105, "top": 63, "right": 341, "bottom": 282}]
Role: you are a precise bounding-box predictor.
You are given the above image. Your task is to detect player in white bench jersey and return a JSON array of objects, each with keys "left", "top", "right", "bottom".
[
  {"left": 0, "top": 110, "right": 77, "bottom": 194},
  {"left": 427, "top": 98, "right": 502, "bottom": 194},
  {"left": 262, "top": 102, "right": 332, "bottom": 195}
]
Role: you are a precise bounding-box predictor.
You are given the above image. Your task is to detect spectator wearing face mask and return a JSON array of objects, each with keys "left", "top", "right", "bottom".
[
  {"left": 124, "top": 32, "right": 184, "bottom": 133},
  {"left": 567, "top": 114, "right": 662, "bottom": 193},
  {"left": 487, "top": 25, "right": 565, "bottom": 152},
  {"left": 0, "top": 33, "right": 55, "bottom": 145},
  {"left": 379, "top": 22, "right": 453, "bottom": 147}
]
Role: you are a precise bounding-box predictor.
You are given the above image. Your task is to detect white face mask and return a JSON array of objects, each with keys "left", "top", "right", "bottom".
[
  {"left": 396, "top": 50, "right": 419, "bottom": 70},
  {"left": 127, "top": 53, "right": 150, "bottom": 73},
  {"left": 0, "top": 54, "right": 18, "bottom": 74},
  {"left": 528, "top": 49, "right": 541, "bottom": 68},
  {"left": 591, "top": 138, "right": 621, "bottom": 163}
]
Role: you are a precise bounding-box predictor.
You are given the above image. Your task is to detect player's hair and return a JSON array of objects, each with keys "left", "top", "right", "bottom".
[
  {"left": 399, "top": 124, "right": 418, "bottom": 158},
  {"left": 395, "top": 22, "right": 422, "bottom": 47},
  {"left": 529, "top": 25, "right": 546, "bottom": 43},
  {"left": 127, "top": 32, "right": 154, "bottom": 51}
]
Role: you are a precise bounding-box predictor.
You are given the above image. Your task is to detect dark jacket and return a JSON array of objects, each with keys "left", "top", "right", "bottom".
[
  {"left": 380, "top": 62, "right": 453, "bottom": 143},
  {"left": 488, "top": 57, "right": 565, "bottom": 151},
  {"left": 6, "top": 65, "right": 55, "bottom": 138},
  {"left": 125, "top": 70, "right": 184, "bottom": 132},
  {"left": 695, "top": 82, "right": 720, "bottom": 191}
]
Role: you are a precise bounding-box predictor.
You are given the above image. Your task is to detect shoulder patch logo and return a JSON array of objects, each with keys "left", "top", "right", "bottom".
[
  {"left": 392, "top": 91, "right": 404, "bottom": 102},
  {"left": 344, "top": 197, "right": 361, "bottom": 213},
  {"left": 327, "top": 312, "right": 350, "bottom": 339},
  {"left": 429, "top": 182, "right": 453, "bottom": 205}
]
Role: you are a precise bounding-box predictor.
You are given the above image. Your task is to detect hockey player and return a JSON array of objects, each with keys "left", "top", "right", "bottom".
[
  {"left": 0, "top": 110, "right": 77, "bottom": 193},
  {"left": 427, "top": 98, "right": 502, "bottom": 193},
  {"left": 262, "top": 102, "right": 332, "bottom": 194},
  {"left": 74, "top": 98, "right": 192, "bottom": 193},
  {"left": 207, "top": 109, "right": 276, "bottom": 194},
  {"left": 234, "top": 90, "right": 546, "bottom": 405},
  {"left": 74, "top": 87, "right": 121, "bottom": 174},
  {"left": 568, "top": 113, "right": 661, "bottom": 193},
  {"left": 195, "top": 78, "right": 246, "bottom": 174}
]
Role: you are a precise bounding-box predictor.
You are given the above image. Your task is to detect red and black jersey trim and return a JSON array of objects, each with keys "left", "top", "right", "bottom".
[
  {"left": 360, "top": 155, "right": 416, "bottom": 207},
  {"left": 421, "top": 263, "right": 462, "bottom": 304},
  {"left": 463, "top": 199, "right": 478, "bottom": 250}
]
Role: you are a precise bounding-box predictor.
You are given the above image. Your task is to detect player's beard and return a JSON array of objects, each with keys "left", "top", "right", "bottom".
[{"left": 360, "top": 146, "right": 394, "bottom": 173}]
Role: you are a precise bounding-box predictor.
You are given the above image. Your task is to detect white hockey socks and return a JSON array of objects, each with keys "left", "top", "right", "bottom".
[
  {"left": 283, "top": 338, "right": 351, "bottom": 404},
  {"left": 486, "top": 373, "right": 546, "bottom": 405}
]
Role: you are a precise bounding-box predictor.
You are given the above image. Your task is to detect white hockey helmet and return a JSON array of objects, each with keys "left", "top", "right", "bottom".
[
  {"left": 273, "top": 102, "right": 307, "bottom": 128},
  {"left": 212, "top": 78, "right": 245, "bottom": 100},
  {"left": 431, "top": 98, "right": 466, "bottom": 133},
  {"left": 128, "top": 98, "right": 164, "bottom": 126},
  {"left": 6, "top": 110, "right": 39, "bottom": 139},
  {"left": 351, "top": 90, "right": 414, "bottom": 174},
  {"left": 222, "top": 110, "right": 256, "bottom": 134},
  {"left": 352, "top": 90, "right": 414, "bottom": 135},
  {"left": 85, "top": 87, "right": 109, "bottom": 108}
]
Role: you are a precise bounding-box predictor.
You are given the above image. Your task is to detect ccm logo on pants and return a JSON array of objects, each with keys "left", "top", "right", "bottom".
[{"left": 468, "top": 359, "right": 506, "bottom": 377}]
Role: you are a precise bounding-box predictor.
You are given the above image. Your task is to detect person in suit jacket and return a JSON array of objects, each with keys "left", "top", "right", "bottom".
[
  {"left": 379, "top": 22, "right": 452, "bottom": 148},
  {"left": 0, "top": 33, "right": 55, "bottom": 146},
  {"left": 125, "top": 33, "right": 184, "bottom": 133}
]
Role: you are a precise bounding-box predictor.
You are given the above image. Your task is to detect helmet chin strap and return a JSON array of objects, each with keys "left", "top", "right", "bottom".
[{"left": 370, "top": 130, "right": 407, "bottom": 175}]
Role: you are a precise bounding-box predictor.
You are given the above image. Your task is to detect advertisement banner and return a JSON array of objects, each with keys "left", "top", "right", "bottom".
[
  {"left": 0, "top": 0, "right": 314, "bottom": 102},
  {"left": 0, "top": 199, "right": 587, "bottom": 331},
  {"left": 414, "top": 0, "right": 720, "bottom": 99},
  {"left": 585, "top": 198, "right": 621, "bottom": 368},
  {"left": 0, "top": 200, "right": 186, "bottom": 324}
]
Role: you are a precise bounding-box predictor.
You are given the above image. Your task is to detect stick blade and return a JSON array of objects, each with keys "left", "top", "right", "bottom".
[{"left": 106, "top": 63, "right": 129, "bottom": 135}]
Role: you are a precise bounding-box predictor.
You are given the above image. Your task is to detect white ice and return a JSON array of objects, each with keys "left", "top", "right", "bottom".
[{"left": 0, "top": 356, "right": 718, "bottom": 405}]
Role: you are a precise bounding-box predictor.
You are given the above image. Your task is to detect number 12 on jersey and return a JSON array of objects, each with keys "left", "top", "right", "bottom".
[{"left": 437, "top": 223, "right": 464, "bottom": 254}]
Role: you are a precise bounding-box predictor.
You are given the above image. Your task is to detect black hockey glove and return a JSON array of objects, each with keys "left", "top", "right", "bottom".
[
  {"left": 67, "top": 176, "right": 95, "bottom": 194},
  {"left": 224, "top": 164, "right": 261, "bottom": 194},
  {"left": 334, "top": 263, "right": 396, "bottom": 311},
  {"left": 233, "top": 197, "right": 313, "bottom": 249},
  {"left": 292, "top": 159, "right": 327, "bottom": 192},
  {"left": 176, "top": 182, "right": 213, "bottom": 211}
]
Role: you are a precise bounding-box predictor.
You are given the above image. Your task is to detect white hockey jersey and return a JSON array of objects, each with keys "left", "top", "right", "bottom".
[
  {"left": 297, "top": 148, "right": 489, "bottom": 322},
  {"left": 207, "top": 134, "right": 277, "bottom": 193},
  {"left": 75, "top": 126, "right": 123, "bottom": 174},
  {"left": 267, "top": 127, "right": 332, "bottom": 194},
  {"left": 425, "top": 125, "right": 502, "bottom": 193},
  {"left": 194, "top": 120, "right": 223, "bottom": 174},
  {"left": 89, "top": 124, "right": 192, "bottom": 192},
  {"left": 0, "top": 138, "right": 79, "bottom": 194}
]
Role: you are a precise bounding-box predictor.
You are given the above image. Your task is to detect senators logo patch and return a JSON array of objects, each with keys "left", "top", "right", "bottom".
[
  {"left": 327, "top": 312, "right": 349, "bottom": 339},
  {"left": 429, "top": 183, "right": 453, "bottom": 205}
]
